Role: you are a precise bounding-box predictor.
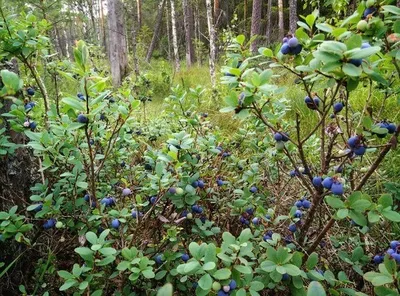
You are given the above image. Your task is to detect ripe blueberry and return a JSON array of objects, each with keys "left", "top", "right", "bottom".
[
  {"left": 331, "top": 182, "right": 344, "bottom": 195},
  {"left": 312, "top": 176, "right": 323, "bottom": 187},
  {"left": 288, "top": 224, "right": 297, "bottom": 232},
  {"left": 322, "top": 177, "right": 333, "bottom": 189},
  {"left": 111, "top": 219, "right": 120, "bottom": 229},
  {"left": 77, "top": 114, "right": 88, "bottom": 124},
  {"left": 181, "top": 253, "right": 190, "bottom": 262}
]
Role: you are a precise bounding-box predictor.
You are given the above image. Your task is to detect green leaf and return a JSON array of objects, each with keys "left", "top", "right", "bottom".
[
  {"left": 234, "top": 265, "right": 252, "bottom": 274},
  {"left": 238, "top": 228, "right": 253, "bottom": 242},
  {"left": 260, "top": 260, "right": 277, "bottom": 272},
  {"left": 379, "top": 194, "right": 393, "bottom": 208},
  {"left": 62, "top": 97, "right": 86, "bottom": 111},
  {"left": 382, "top": 210, "right": 400, "bottom": 222},
  {"left": 262, "top": 48, "right": 273, "bottom": 57},
  {"left": 351, "top": 200, "right": 371, "bottom": 212},
  {"left": 349, "top": 210, "right": 367, "bottom": 226},
  {"left": 183, "top": 261, "right": 201, "bottom": 274},
  {"left": 59, "top": 279, "right": 78, "bottom": 291},
  {"left": 325, "top": 196, "right": 345, "bottom": 209},
  {"left": 345, "top": 46, "right": 381, "bottom": 59},
  {"left": 345, "top": 34, "right": 362, "bottom": 50},
  {"left": 202, "top": 262, "right": 216, "bottom": 271},
  {"left": 142, "top": 269, "right": 155, "bottom": 279},
  {"left": 250, "top": 281, "right": 264, "bottom": 291},
  {"left": 1, "top": 70, "right": 22, "bottom": 94},
  {"left": 189, "top": 242, "right": 201, "bottom": 259},
  {"left": 306, "top": 253, "right": 319, "bottom": 270},
  {"left": 57, "top": 270, "right": 74, "bottom": 280},
  {"left": 283, "top": 264, "right": 301, "bottom": 276},
  {"left": 336, "top": 208, "right": 349, "bottom": 220},
  {"left": 75, "top": 247, "right": 93, "bottom": 257},
  {"left": 307, "top": 281, "right": 326, "bottom": 296},
  {"left": 364, "top": 272, "right": 394, "bottom": 286},
  {"left": 85, "top": 232, "right": 97, "bottom": 245},
  {"left": 316, "top": 23, "right": 332, "bottom": 33},
  {"left": 236, "top": 35, "right": 245, "bottom": 45},
  {"left": 342, "top": 63, "right": 362, "bottom": 77},
  {"left": 96, "top": 255, "right": 115, "bottom": 266},
  {"left": 99, "top": 248, "right": 116, "bottom": 256},
  {"left": 198, "top": 274, "right": 212, "bottom": 290},
  {"left": 213, "top": 268, "right": 231, "bottom": 280},
  {"left": 157, "top": 283, "right": 173, "bottom": 296}
]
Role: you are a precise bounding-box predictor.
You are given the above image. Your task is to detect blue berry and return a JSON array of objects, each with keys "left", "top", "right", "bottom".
[
  {"left": 281, "top": 44, "right": 290, "bottom": 55},
  {"left": 331, "top": 182, "right": 344, "bottom": 195},
  {"left": 288, "top": 224, "right": 297, "bottom": 233},
  {"left": 250, "top": 186, "right": 257, "bottom": 193},
  {"left": 294, "top": 210, "right": 302, "bottom": 218},
  {"left": 111, "top": 219, "right": 120, "bottom": 229},
  {"left": 390, "top": 241, "right": 399, "bottom": 249},
  {"left": 312, "top": 176, "right": 323, "bottom": 187},
  {"left": 229, "top": 279, "right": 237, "bottom": 290},
  {"left": 322, "top": 177, "right": 333, "bottom": 190},
  {"left": 197, "top": 180, "right": 205, "bottom": 188},
  {"left": 181, "top": 253, "right": 190, "bottom": 262},
  {"left": 373, "top": 255, "right": 384, "bottom": 264},
  {"left": 302, "top": 200, "right": 311, "bottom": 209}
]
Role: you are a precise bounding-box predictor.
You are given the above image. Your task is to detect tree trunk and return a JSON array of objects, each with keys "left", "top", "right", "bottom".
[
  {"left": 166, "top": 3, "right": 172, "bottom": 61},
  {"left": 100, "top": 0, "right": 107, "bottom": 49},
  {"left": 146, "top": 0, "right": 166, "bottom": 63},
  {"left": 107, "top": 0, "right": 128, "bottom": 86},
  {"left": 205, "top": 0, "right": 216, "bottom": 88},
  {"left": 182, "top": 0, "right": 195, "bottom": 67},
  {"left": 170, "top": 0, "right": 181, "bottom": 71},
  {"left": 214, "top": 0, "right": 220, "bottom": 26},
  {"left": 289, "top": 0, "right": 297, "bottom": 34},
  {"left": 137, "top": 0, "right": 142, "bottom": 29},
  {"left": 250, "top": 0, "right": 262, "bottom": 54},
  {"left": 131, "top": 2, "right": 140, "bottom": 76},
  {"left": 244, "top": 0, "right": 248, "bottom": 34},
  {"left": 278, "top": 0, "right": 284, "bottom": 38},
  {"left": 266, "top": 0, "right": 273, "bottom": 45},
  {"left": 0, "top": 59, "right": 38, "bottom": 212}
]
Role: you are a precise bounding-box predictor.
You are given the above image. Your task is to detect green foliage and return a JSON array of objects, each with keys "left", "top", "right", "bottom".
[{"left": 0, "top": 3, "right": 399, "bottom": 296}]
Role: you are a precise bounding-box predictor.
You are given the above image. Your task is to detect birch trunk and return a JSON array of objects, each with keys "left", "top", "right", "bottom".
[
  {"left": 182, "top": 0, "right": 195, "bottom": 67},
  {"left": 205, "top": 0, "right": 216, "bottom": 88},
  {"left": 278, "top": 0, "right": 285, "bottom": 38}
]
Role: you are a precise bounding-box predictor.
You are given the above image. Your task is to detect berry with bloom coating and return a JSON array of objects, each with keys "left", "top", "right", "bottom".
[
  {"left": 281, "top": 44, "right": 290, "bottom": 55},
  {"left": 331, "top": 182, "right": 344, "bottom": 195},
  {"left": 274, "top": 133, "right": 283, "bottom": 141},
  {"left": 390, "top": 241, "right": 399, "bottom": 249},
  {"left": 181, "top": 253, "right": 190, "bottom": 262},
  {"left": 122, "top": 188, "right": 131, "bottom": 196},
  {"left": 288, "top": 37, "right": 299, "bottom": 48},
  {"left": 250, "top": 186, "right": 257, "bottom": 193},
  {"left": 373, "top": 255, "right": 384, "bottom": 264},
  {"left": 333, "top": 102, "right": 344, "bottom": 113},
  {"left": 155, "top": 254, "right": 163, "bottom": 265},
  {"left": 77, "top": 114, "right": 88, "bottom": 124},
  {"left": 302, "top": 200, "right": 311, "bottom": 209},
  {"left": 312, "top": 176, "right": 323, "bottom": 187},
  {"left": 294, "top": 210, "right": 302, "bottom": 218},
  {"left": 288, "top": 224, "right": 297, "bottom": 232},
  {"left": 111, "top": 219, "right": 120, "bottom": 229},
  {"left": 322, "top": 177, "right": 333, "bottom": 190},
  {"left": 354, "top": 145, "right": 366, "bottom": 156},
  {"left": 229, "top": 280, "right": 237, "bottom": 290}
]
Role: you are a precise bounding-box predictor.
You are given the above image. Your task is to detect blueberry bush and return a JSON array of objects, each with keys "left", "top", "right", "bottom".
[{"left": 0, "top": 2, "right": 400, "bottom": 296}]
